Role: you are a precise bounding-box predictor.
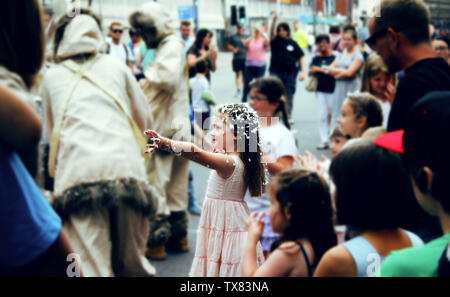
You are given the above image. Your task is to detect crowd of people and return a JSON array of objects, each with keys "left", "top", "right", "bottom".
[{"left": 1, "top": 0, "right": 450, "bottom": 278}]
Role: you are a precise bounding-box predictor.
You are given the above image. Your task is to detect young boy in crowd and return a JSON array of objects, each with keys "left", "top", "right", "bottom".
[{"left": 375, "top": 91, "right": 450, "bottom": 276}]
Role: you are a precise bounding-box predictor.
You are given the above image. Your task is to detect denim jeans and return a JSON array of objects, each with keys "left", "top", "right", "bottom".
[
  {"left": 270, "top": 71, "right": 298, "bottom": 116},
  {"left": 242, "top": 65, "right": 266, "bottom": 102}
]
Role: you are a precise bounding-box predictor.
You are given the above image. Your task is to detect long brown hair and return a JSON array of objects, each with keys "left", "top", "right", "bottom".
[
  {"left": 0, "top": 0, "right": 44, "bottom": 89},
  {"left": 216, "top": 104, "right": 266, "bottom": 197},
  {"left": 270, "top": 169, "right": 337, "bottom": 265}
]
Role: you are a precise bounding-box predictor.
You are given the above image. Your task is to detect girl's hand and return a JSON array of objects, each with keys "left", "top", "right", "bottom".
[
  {"left": 247, "top": 211, "right": 265, "bottom": 243},
  {"left": 384, "top": 82, "right": 396, "bottom": 105},
  {"left": 295, "top": 151, "right": 324, "bottom": 174},
  {"left": 213, "top": 147, "right": 226, "bottom": 154},
  {"left": 144, "top": 130, "right": 170, "bottom": 153}
]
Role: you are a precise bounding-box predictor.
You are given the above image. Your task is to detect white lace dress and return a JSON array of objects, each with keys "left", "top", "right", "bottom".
[{"left": 190, "top": 154, "right": 265, "bottom": 277}]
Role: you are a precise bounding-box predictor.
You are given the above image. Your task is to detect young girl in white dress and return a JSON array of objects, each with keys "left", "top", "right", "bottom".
[{"left": 145, "top": 103, "right": 265, "bottom": 276}]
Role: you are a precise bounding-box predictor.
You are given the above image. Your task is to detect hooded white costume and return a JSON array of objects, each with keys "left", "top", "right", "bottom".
[
  {"left": 132, "top": 2, "right": 190, "bottom": 254},
  {"left": 40, "top": 14, "right": 156, "bottom": 276}
]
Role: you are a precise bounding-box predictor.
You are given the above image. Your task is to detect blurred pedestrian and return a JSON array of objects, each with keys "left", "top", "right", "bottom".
[
  {"left": 106, "top": 21, "right": 134, "bottom": 71},
  {"left": 128, "top": 29, "right": 145, "bottom": 81},
  {"left": 432, "top": 36, "right": 450, "bottom": 65},
  {"left": 308, "top": 34, "right": 337, "bottom": 150},
  {"left": 241, "top": 25, "right": 269, "bottom": 102},
  {"left": 187, "top": 29, "right": 217, "bottom": 81},
  {"left": 292, "top": 21, "right": 308, "bottom": 53},
  {"left": 179, "top": 20, "right": 194, "bottom": 54},
  {"left": 329, "top": 24, "right": 344, "bottom": 53},
  {"left": 269, "top": 13, "right": 306, "bottom": 118},
  {"left": 327, "top": 25, "right": 365, "bottom": 128},
  {"left": 228, "top": 24, "right": 248, "bottom": 98}
]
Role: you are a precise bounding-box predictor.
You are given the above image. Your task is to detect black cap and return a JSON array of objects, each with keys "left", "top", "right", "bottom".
[{"left": 403, "top": 91, "right": 450, "bottom": 174}]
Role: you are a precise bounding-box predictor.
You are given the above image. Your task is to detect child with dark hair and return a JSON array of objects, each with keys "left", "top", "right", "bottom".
[
  {"left": 246, "top": 77, "right": 298, "bottom": 256},
  {"left": 243, "top": 169, "right": 337, "bottom": 277},
  {"left": 314, "top": 139, "right": 423, "bottom": 277},
  {"left": 146, "top": 103, "right": 266, "bottom": 277},
  {"left": 190, "top": 60, "right": 213, "bottom": 131},
  {"left": 337, "top": 92, "right": 383, "bottom": 139},
  {"left": 376, "top": 91, "right": 450, "bottom": 276}
]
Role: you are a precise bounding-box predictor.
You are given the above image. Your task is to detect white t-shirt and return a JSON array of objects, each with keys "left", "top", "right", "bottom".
[
  {"left": 380, "top": 100, "right": 391, "bottom": 127},
  {"left": 189, "top": 74, "right": 210, "bottom": 113},
  {"left": 245, "top": 122, "right": 298, "bottom": 211},
  {"left": 179, "top": 33, "right": 194, "bottom": 54},
  {"left": 108, "top": 41, "right": 130, "bottom": 65},
  {"left": 131, "top": 43, "right": 142, "bottom": 75}
]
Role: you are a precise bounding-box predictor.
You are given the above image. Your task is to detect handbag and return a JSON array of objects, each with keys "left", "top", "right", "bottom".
[{"left": 305, "top": 74, "right": 318, "bottom": 92}]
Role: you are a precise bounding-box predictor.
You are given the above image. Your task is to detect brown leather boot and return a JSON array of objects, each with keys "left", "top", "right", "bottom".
[{"left": 146, "top": 244, "right": 167, "bottom": 260}]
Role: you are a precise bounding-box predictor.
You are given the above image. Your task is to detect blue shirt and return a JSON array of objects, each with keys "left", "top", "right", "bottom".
[{"left": 0, "top": 146, "right": 62, "bottom": 267}]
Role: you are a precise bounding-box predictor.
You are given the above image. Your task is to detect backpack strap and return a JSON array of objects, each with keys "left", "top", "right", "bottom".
[
  {"left": 48, "top": 55, "right": 148, "bottom": 178},
  {"left": 48, "top": 55, "right": 101, "bottom": 178},
  {"left": 123, "top": 43, "right": 129, "bottom": 62}
]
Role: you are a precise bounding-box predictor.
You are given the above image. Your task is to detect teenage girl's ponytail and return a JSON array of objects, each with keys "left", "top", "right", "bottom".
[{"left": 277, "top": 96, "right": 291, "bottom": 130}]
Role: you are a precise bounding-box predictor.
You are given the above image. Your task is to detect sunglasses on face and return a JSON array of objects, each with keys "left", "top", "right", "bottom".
[
  {"left": 365, "top": 28, "right": 389, "bottom": 50},
  {"left": 112, "top": 29, "right": 123, "bottom": 34},
  {"left": 366, "top": 24, "right": 416, "bottom": 50}
]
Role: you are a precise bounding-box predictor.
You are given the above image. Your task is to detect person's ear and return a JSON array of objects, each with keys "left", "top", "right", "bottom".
[
  {"left": 270, "top": 102, "right": 280, "bottom": 113},
  {"left": 356, "top": 115, "right": 367, "bottom": 129},
  {"left": 387, "top": 28, "right": 401, "bottom": 49},
  {"left": 415, "top": 167, "right": 433, "bottom": 194},
  {"left": 284, "top": 202, "right": 292, "bottom": 221}
]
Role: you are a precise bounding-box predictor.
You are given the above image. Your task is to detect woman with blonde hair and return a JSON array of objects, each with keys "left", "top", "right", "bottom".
[
  {"left": 360, "top": 54, "right": 396, "bottom": 127},
  {"left": 241, "top": 25, "right": 270, "bottom": 102}
]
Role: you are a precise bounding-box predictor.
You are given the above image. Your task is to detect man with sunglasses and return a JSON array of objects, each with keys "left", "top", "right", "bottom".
[
  {"left": 107, "top": 22, "right": 133, "bottom": 71},
  {"left": 367, "top": 0, "right": 450, "bottom": 132}
]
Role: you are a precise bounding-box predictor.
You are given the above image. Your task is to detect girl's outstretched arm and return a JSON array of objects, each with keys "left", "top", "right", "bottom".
[{"left": 145, "top": 130, "right": 236, "bottom": 179}]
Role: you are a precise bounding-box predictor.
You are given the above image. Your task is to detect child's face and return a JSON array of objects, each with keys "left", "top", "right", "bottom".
[
  {"left": 268, "top": 185, "right": 289, "bottom": 234},
  {"left": 370, "top": 72, "right": 389, "bottom": 97},
  {"left": 337, "top": 100, "right": 364, "bottom": 138},
  {"left": 210, "top": 115, "right": 236, "bottom": 152},
  {"left": 330, "top": 136, "right": 348, "bottom": 157},
  {"left": 248, "top": 87, "right": 279, "bottom": 118}
]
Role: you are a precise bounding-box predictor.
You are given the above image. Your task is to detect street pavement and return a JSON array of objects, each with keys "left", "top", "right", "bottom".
[{"left": 151, "top": 50, "right": 332, "bottom": 276}]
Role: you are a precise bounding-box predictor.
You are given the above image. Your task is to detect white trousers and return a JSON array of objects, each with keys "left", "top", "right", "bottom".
[{"left": 316, "top": 91, "right": 335, "bottom": 144}]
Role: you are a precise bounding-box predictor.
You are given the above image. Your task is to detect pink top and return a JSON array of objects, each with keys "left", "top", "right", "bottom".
[{"left": 246, "top": 38, "right": 267, "bottom": 63}]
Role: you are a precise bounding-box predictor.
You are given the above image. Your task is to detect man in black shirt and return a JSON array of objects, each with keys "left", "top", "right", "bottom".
[
  {"left": 269, "top": 13, "right": 306, "bottom": 117},
  {"left": 309, "top": 34, "right": 337, "bottom": 150},
  {"left": 366, "top": 0, "right": 450, "bottom": 132}
]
